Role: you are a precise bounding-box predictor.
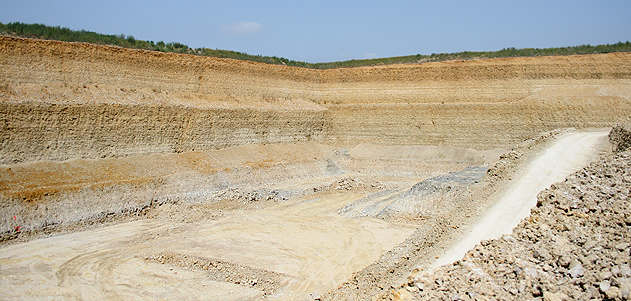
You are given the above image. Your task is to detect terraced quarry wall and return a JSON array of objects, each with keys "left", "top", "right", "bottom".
[
  {"left": 2, "top": 36, "right": 630, "bottom": 164},
  {"left": 1, "top": 36, "right": 631, "bottom": 300}
]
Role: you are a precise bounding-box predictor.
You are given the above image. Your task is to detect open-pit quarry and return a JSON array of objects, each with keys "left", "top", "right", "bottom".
[{"left": 1, "top": 36, "right": 630, "bottom": 300}]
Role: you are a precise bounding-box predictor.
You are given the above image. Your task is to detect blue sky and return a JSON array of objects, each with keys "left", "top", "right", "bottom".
[{"left": 1, "top": 0, "right": 630, "bottom": 63}]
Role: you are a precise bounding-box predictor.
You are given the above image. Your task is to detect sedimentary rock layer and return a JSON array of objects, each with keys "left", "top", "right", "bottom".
[
  {"left": 0, "top": 103, "right": 329, "bottom": 163},
  {"left": 1, "top": 36, "right": 630, "bottom": 163}
]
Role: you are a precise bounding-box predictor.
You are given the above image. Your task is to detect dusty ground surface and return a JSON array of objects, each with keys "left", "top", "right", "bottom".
[
  {"left": 0, "top": 188, "right": 415, "bottom": 300},
  {"left": 0, "top": 141, "right": 501, "bottom": 300},
  {"left": 0, "top": 129, "right": 609, "bottom": 300}
]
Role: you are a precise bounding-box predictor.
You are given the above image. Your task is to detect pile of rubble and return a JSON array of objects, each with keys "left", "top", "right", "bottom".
[{"left": 391, "top": 126, "right": 631, "bottom": 300}]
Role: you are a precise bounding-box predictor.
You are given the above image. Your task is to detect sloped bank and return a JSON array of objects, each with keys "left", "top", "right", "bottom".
[{"left": 386, "top": 124, "right": 631, "bottom": 300}]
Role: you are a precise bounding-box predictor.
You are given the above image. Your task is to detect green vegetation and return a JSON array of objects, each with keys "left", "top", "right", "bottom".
[
  {"left": 2, "top": 21, "right": 630, "bottom": 69},
  {"left": 0, "top": 22, "right": 309, "bottom": 67},
  {"left": 310, "top": 43, "right": 631, "bottom": 69}
]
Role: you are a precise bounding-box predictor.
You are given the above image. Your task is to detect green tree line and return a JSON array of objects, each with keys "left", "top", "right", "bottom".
[{"left": 1, "top": 22, "right": 630, "bottom": 69}]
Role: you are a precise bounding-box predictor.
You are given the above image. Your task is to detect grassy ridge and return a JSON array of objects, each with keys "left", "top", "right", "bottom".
[
  {"left": 0, "top": 22, "right": 309, "bottom": 67},
  {"left": 2, "top": 21, "right": 630, "bottom": 69},
  {"left": 312, "top": 43, "right": 631, "bottom": 69}
]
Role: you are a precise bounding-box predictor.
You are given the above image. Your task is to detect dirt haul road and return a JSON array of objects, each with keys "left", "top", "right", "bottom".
[
  {"left": 0, "top": 131, "right": 607, "bottom": 300},
  {"left": 432, "top": 130, "right": 609, "bottom": 269}
]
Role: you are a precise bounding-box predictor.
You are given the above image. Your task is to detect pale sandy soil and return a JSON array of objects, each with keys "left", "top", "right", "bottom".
[{"left": 0, "top": 175, "right": 421, "bottom": 300}]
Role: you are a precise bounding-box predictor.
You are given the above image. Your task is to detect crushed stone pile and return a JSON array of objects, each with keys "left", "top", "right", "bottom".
[
  {"left": 610, "top": 124, "right": 631, "bottom": 153},
  {"left": 390, "top": 126, "right": 631, "bottom": 300}
]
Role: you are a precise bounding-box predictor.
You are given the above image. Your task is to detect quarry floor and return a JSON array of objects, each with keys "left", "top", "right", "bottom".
[{"left": 0, "top": 130, "right": 610, "bottom": 300}]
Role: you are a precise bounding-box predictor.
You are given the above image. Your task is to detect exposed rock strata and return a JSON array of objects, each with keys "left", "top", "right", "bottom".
[
  {"left": 2, "top": 36, "right": 630, "bottom": 164},
  {"left": 0, "top": 140, "right": 499, "bottom": 241},
  {"left": 0, "top": 103, "right": 329, "bottom": 163}
]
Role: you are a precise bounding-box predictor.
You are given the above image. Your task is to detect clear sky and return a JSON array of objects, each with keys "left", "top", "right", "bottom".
[{"left": 1, "top": 0, "right": 630, "bottom": 63}]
